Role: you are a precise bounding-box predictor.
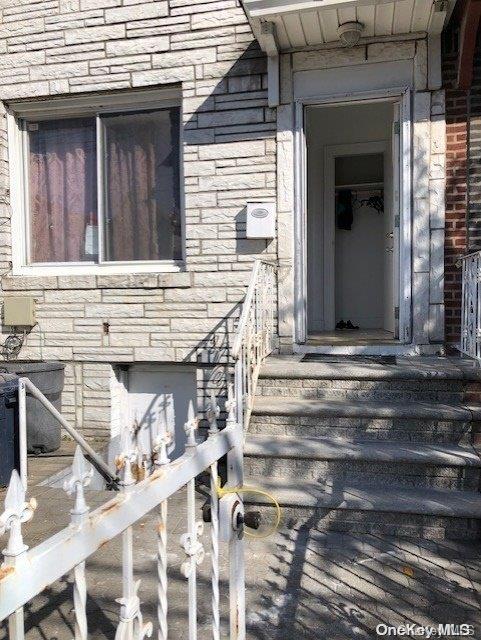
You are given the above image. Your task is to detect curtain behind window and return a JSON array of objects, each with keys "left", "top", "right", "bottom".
[
  {"left": 103, "top": 108, "right": 181, "bottom": 262},
  {"left": 28, "top": 118, "right": 97, "bottom": 263}
]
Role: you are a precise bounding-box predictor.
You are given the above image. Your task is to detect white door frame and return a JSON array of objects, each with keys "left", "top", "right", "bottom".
[
  {"left": 323, "top": 140, "right": 390, "bottom": 331},
  {"left": 293, "top": 86, "right": 412, "bottom": 345}
]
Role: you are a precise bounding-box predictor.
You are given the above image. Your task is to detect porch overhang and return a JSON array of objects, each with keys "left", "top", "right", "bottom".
[{"left": 243, "top": 0, "right": 455, "bottom": 52}]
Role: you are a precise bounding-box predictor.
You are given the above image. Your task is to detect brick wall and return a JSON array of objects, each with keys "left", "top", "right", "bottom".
[
  {"left": 0, "top": 0, "right": 276, "bottom": 437},
  {"left": 442, "top": 25, "right": 481, "bottom": 345}
]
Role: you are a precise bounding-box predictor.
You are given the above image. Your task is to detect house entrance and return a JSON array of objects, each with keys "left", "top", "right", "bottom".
[{"left": 305, "top": 100, "right": 401, "bottom": 346}]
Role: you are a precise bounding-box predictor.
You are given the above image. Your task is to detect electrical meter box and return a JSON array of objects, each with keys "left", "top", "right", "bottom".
[
  {"left": 246, "top": 202, "right": 276, "bottom": 239},
  {"left": 3, "top": 296, "right": 36, "bottom": 327}
]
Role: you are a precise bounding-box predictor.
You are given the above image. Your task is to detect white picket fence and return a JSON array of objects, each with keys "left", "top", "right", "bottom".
[
  {"left": 0, "top": 258, "right": 278, "bottom": 640},
  {"left": 460, "top": 250, "right": 481, "bottom": 360}
]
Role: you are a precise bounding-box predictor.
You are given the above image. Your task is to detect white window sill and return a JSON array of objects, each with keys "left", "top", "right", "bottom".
[{"left": 12, "top": 261, "right": 184, "bottom": 277}]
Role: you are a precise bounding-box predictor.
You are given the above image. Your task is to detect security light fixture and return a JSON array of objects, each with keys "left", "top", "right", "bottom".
[{"left": 337, "top": 21, "right": 364, "bottom": 47}]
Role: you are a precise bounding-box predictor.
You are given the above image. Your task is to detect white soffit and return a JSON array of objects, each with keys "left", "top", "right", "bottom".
[{"left": 243, "top": 0, "right": 454, "bottom": 51}]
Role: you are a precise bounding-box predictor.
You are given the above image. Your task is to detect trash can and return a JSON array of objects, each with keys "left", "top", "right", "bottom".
[
  {"left": 0, "top": 362, "right": 65, "bottom": 454},
  {"left": 0, "top": 373, "right": 20, "bottom": 487}
]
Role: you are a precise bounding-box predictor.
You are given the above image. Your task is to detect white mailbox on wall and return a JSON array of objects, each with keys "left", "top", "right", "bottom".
[{"left": 246, "top": 202, "right": 276, "bottom": 239}]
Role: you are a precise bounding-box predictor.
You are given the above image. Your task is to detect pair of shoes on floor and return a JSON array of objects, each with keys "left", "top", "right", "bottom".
[{"left": 335, "top": 319, "right": 360, "bottom": 330}]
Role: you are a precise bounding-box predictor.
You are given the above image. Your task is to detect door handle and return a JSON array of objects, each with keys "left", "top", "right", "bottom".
[
  {"left": 386, "top": 232, "right": 394, "bottom": 239},
  {"left": 386, "top": 247, "right": 394, "bottom": 252}
]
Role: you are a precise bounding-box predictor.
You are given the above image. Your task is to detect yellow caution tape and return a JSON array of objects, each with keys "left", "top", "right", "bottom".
[{"left": 216, "top": 482, "right": 282, "bottom": 539}]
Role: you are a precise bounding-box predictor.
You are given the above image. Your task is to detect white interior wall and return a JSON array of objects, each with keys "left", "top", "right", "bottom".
[
  {"left": 306, "top": 101, "right": 394, "bottom": 333},
  {"left": 335, "top": 199, "right": 385, "bottom": 328},
  {"left": 334, "top": 153, "right": 385, "bottom": 328}
]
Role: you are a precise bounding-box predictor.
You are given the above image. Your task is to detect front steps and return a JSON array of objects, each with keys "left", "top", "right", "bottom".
[
  {"left": 245, "top": 434, "right": 481, "bottom": 490},
  {"left": 244, "top": 356, "right": 481, "bottom": 540}
]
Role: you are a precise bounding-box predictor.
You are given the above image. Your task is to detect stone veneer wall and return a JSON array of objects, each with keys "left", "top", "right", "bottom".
[
  {"left": 0, "top": 0, "right": 276, "bottom": 438},
  {"left": 0, "top": 1, "right": 452, "bottom": 437},
  {"left": 275, "top": 37, "right": 446, "bottom": 350}
]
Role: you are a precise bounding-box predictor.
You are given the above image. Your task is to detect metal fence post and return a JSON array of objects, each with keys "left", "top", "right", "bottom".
[
  {"left": 181, "top": 402, "right": 204, "bottom": 640},
  {"left": 115, "top": 429, "right": 152, "bottom": 640},
  {"left": 0, "top": 470, "right": 37, "bottom": 640},
  {"left": 64, "top": 446, "right": 94, "bottom": 640},
  {"left": 226, "top": 387, "right": 245, "bottom": 640}
]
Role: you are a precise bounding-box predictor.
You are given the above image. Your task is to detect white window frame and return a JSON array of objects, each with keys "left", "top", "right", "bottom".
[{"left": 7, "top": 88, "right": 185, "bottom": 276}]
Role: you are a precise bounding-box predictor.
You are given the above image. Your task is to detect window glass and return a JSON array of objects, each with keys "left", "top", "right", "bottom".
[
  {"left": 102, "top": 108, "right": 181, "bottom": 262},
  {"left": 28, "top": 118, "right": 97, "bottom": 263}
]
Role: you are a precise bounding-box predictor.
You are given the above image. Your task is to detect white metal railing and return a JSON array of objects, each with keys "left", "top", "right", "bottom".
[
  {"left": 232, "top": 259, "right": 277, "bottom": 430},
  {"left": 0, "top": 385, "right": 246, "bottom": 640},
  {"left": 17, "top": 377, "right": 118, "bottom": 489},
  {"left": 460, "top": 250, "right": 481, "bottom": 359}
]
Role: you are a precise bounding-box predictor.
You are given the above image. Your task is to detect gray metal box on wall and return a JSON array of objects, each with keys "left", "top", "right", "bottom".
[{"left": 3, "top": 297, "right": 36, "bottom": 327}]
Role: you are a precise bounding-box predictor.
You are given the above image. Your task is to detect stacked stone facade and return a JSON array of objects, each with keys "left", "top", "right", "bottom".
[
  {"left": 0, "top": 0, "right": 452, "bottom": 438},
  {"left": 0, "top": 0, "right": 276, "bottom": 437}
]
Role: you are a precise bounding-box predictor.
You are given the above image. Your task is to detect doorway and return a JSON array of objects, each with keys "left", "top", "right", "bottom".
[{"left": 304, "top": 99, "right": 405, "bottom": 346}]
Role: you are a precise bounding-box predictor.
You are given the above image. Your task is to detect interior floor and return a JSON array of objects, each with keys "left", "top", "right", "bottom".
[{"left": 307, "top": 328, "right": 395, "bottom": 346}]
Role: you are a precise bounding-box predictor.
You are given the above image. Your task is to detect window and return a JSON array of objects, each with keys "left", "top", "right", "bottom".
[
  {"left": 12, "top": 93, "right": 182, "bottom": 272},
  {"left": 102, "top": 110, "right": 181, "bottom": 263},
  {"left": 29, "top": 117, "right": 98, "bottom": 263}
]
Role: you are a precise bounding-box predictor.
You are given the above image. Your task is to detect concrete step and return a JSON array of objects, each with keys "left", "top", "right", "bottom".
[
  {"left": 249, "top": 412, "right": 475, "bottom": 444},
  {"left": 244, "top": 476, "right": 481, "bottom": 540},
  {"left": 244, "top": 435, "right": 481, "bottom": 489},
  {"left": 249, "top": 356, "right": 481, "bottom": 538},
  {"left": 250, "top": 397, "right": 480, "bottom": 444},
  {"left": 245, "top": 434, "right": 481, "bottom": 465},
  {"left": 257, "top": 377, "right": 464, "bottom": 403},
  {"left": 252, "top": 396, "right": 477, "bottom": 421},
  {"left": 247, "top": 475, "right": 481, "bottom": 517},
  {"left": 257, "top": 356, "right": 481, "bottom": 401},
  {"left": 260, "top": 355, "right": 479, "bottom": 382}
]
